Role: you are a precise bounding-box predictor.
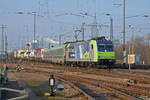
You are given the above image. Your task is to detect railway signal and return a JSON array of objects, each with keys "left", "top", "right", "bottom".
[{"left": 49, "top": 74, "right": 55, "bottom": 96}]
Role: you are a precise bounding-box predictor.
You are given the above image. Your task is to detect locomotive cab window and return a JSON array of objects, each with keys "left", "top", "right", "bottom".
[
  {"left": 105, "top": 44, "right": 114, "bottom": 50},
  {"left": 91, "top": 44, "right": 93, "bottom": 49}
]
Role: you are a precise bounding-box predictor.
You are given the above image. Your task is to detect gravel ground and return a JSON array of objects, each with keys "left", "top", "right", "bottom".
[
  {"left": 2, "top": 80, "right": 20, "bottom": 100},
  {"left": 5, "top": 64, "right": 85, "bottom": 100},
  {"left": 1, "top": 72, "right": 28, "bottom": 100},
  {"left": 2, "top": 63, "right": 149, "bottom": 100}
]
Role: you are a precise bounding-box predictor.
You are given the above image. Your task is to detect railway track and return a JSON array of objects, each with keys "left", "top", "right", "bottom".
[
  {"left": 5, "top": 62, "right": 150, "bottom": 83},
  {"left": 4, "top": 63, "right": 150, "bottom": 99},
  {"left": 56, "top": 76, "right": 96, "bottom": 100},
  {"left": 7, "top": 60, "right": 150, "bottom": 84},
  {"left": 84, "top": 70, "right": 150, "bottom": 84},
  {"left": 55, "top": 74, "right": 140, "bottom": 100},
  {"left": 31, "top": 63, "right": 150, "bottom": 85},
  {"left": 11, "top": 67, "right": 96, "bottom": 100},
  {"left": 54, "top": 73, "right": 149, "bottom": 99},
  {"left": 22, "top": 67, "right": 143, "bottom": 100}
]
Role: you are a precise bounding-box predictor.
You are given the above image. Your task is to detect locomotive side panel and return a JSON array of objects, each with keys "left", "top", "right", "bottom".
[{"left": 66, "top": 41, "right": 91, "bottom": 62}]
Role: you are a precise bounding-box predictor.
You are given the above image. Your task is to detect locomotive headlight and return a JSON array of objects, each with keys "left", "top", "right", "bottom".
[{"left": 98, "top": 56, "right": 101, "bottom": 59}]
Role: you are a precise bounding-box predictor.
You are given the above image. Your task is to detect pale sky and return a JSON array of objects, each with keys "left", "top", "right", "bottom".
[{"left": 0, "top": 0, "right": 150, "bottom": 50}]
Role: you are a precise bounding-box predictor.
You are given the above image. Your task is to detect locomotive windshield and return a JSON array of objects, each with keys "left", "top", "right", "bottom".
[
  {"left": 97, "top": 42, "right": 114, "bottom": 52},
  {"left": 105, "top": 44, "right": 113, "bottom": 50},
  {"left": 98, "top": 44, "right": 105, "bottom": 51}
]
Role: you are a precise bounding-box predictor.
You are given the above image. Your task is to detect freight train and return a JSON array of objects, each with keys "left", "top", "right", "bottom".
[
  {"left": 42, "top": 37, "right": 115, "bottom": 67},
  {"left": 13, "top": 37, "right": 115, "bottom": 67}
]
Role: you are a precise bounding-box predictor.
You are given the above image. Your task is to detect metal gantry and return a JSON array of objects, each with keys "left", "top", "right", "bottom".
[{"left": 81, "top": 13, "right": 108, "bottom": 38}]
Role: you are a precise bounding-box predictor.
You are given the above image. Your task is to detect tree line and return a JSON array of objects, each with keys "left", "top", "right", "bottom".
[{"left": 115, "top": 34, "right": 150, "bottom": 64}]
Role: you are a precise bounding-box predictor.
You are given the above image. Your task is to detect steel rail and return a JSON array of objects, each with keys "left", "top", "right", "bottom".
[
  {"left": 54, "top": 74, "right": 139, "bottom": 100},
  {"left": 57, "top": 77, "right": 95, "bottom": 100},
  {"left": 11, "top": 65, "right": 148, "bottom": 99},
  {"left": 20, "top": 68, "right": 94, "bottom": 100}
]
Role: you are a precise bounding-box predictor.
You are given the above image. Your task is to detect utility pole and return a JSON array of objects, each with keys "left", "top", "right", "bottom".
[
  {"left": 59, "top": 35, "right": 61, "bottom": 45},
  {"left": 81, "top": 22, "right": 85, "bottom": 41},
  {"left": 131, "top": 27, "right": 134, "bottom": 54},
  {"left": 33, "top": 12, "right": 36, "bottom": 57},
  {"left": 5, "top": 35, "right": 8, "bottom": 60},
  {"left": 41, "top": 38, "right": 44, "bottom": 48},
  {"left": 91, "top": 15, "right": 99, "bottom": 38},
  {"left": 110, "top": 18, "right": 113, "bottom": 41},
  {"left": 1, "top": 25, "right": 4, "bottom": 55},
  {"left": 1, "top": 25, "right": 6, "bottom": 55},
  {"left": 105, "top": 14, "right": 113, "bottom": 42},
  {"left": 30, "top": 12, "right": 37, "bottom": 63},
  {"left": 49, "top": 42, "right": 51, "bottom": 48},
  {"left": 17, "top": 12, "right": 37, "bottom": 62},
  {"left": 123, "top": 0, "right": 126, "bottom": 65}
]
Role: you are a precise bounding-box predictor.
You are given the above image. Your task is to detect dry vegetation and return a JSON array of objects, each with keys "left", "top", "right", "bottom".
[{"left": 115, "top": 34, "right": 150, "bottom": 64}]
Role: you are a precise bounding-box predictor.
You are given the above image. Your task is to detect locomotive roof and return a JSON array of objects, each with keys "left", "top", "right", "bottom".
[
  {"left": 64, "top": 36, "right": 108, "bottom": 44},
  {"left": 90, "top": 36, "right": 107, "bottom": 41},
  {"left": 97, "top": 40, "right": 113, "bottom": 44},
  {"left": 64, "top": 40, "right": 85, "bottom": 44}
]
